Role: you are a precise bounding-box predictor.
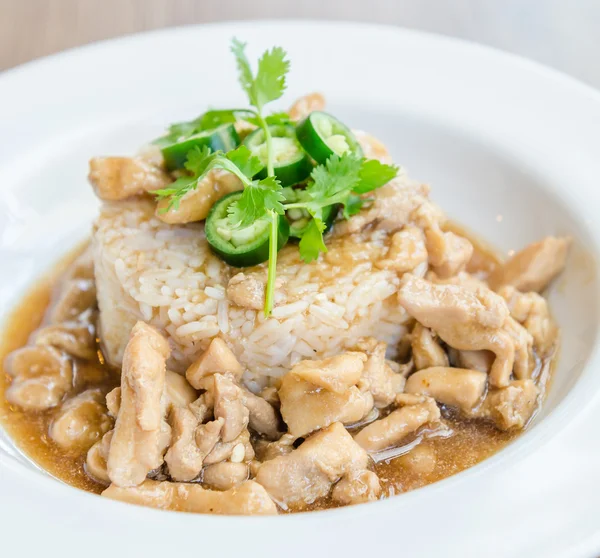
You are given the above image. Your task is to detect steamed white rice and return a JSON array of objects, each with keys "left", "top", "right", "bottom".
[{"left": 92, "top": 178, "right": 426, "bottom": 387}]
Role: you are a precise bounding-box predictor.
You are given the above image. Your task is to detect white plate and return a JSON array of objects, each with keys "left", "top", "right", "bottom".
[{"left": 1, "top": 21, "right": 600, "bottom": 558}]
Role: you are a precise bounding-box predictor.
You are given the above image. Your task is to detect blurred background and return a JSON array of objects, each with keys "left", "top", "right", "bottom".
[{"left": 1, "top": 0, "right": 599, "bottom": 88}]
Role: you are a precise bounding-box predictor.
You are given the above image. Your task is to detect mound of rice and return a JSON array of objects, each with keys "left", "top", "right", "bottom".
[{"left": 92, "top": 173, "right": 430, "bottom": 388}]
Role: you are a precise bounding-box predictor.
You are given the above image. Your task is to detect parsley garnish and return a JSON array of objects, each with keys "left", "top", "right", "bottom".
[{"left": 153, "top": 38, "right": 398, "bottom": 315}]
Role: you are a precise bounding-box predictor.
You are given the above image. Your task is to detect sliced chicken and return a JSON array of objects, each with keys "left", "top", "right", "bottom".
[
  {"left": 398, "top": 275, "right": 529, "bottom": 387},
  {"left": 49, "top": 389, "right": 113, "bottom": 451},
  {"left": 226, "top": 273, "right": 265, "bottom": 311},
  {"left": 204, "top": 428, "right": 254, "bottom": 465},
  {"left": 107, "top": 322, "right": 171, "bottom": 487},
  {"left": 357, "top": 338, "right": 405, "bottom": 407},
  {"left": 425, "top": 229, "right": 474, "bottom": 279},
  {"left": 457, "top": 350, "right": 494, "bottom": 374},
  {"left": 211, "top": 373, "right": 249, "bottom": 442},
  {"left": 33, "top": 321, "right": 97, "bottom": 360},
  {"left": 89, "top": 156, "right": 171, "bottom": 201},
  {"left": 498, "top": 286, "right": 558, "bottom": 356},
  {"left": 354, "top": 130, "right": 392, "bottom": 163},
  {"left": 289, "top": 92, "right": 326, "bottom": 121},
  {"left": 375, "top": 226, "right": 428, "bottom": 273},
  {"left": 257, "top": 433, "right": 297, "bottom": 461},
  {"left": 239, "top": 389, "right": 282, "bottom": 440},
  {"left": 105, "top": 387, "right": 121, "bottom": 417},
  {"left": 411, "top": 322, "right": 449, "bottom": 370},
  {"left": 491, "top": 236, "right": 571, "bottom": 292},
  {"left": 354, "top": 394, "right": 441, "bottom": 452},
  {"left": 103, "top": 479, "right": 277, "bottom": 515},
  {"left": 255, "top": 422, "right": 370, "bottom": 507},
  {"left": 405, "top": 367, "right": 487, "bottom": 412},
  {"left": 4, "top": 345, "right": 73, "bottom": 411},
  {"left": 203, "top": 462, "right": 249, "bottom": 491},
  {"left": 86, "top": 430, "right": 113, "bottom": 484},
  {"left": 164, "top": 407, "right": 204, "bottom": 481},
  {"left": 396, "top": 444, "right": 437, "bottom": 475},
  {"left": 478, "top": 379, "right": 539, "bottom": 431},
  {"left": 49, "top": 279, "right": 97, "bottom": 324},
  {"left": 156, "top": 170, "right": 242, "bottom": 223},
  {"left": 279, "top": 374, "right": 373, "bottom": 437},
  {"left": 185, "top": 338, "right": 244, "bottom": 389},
  {"left": 289, "top": 352, "right": 366, "bottom": 393},
  {"left": 332, "top": 470, "right": 381, "bottom": 505},
  {"left": 165, "top": 370, "right": 197, "bottom": 410}
]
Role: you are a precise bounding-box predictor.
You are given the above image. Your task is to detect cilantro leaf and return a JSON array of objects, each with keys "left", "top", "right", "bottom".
[
  {"left": 245, "top": 111, "right": 291, "bottom": 127},
  {"left": 299, "top": 218, "right": 327, "bottom": 263},
  {"left": 227, "top": 177, "right": 285, "bottom": 228},
  {"left": 199, "top": 109, "right": 256, "bottom": 130},
  {"left": 254, "top": 47, "right": 290, "bottom": 108},
  {"left": 226, "top": 145, "right": 263, "bottom": 179},
  {"left": 342, "top": 194, "right": 365, "bottom": 219},
  {"left": 231, "top": 38, "right": 256, "bottom": 106},
  {"left": 184, "top": 145, "right": 218, "bottom": 176},
  {"left": 354, "top": 159, "right": 398, "bottom": 194},
  {"left": 152, "top": 117, "right": 204, "bottom": 147}
]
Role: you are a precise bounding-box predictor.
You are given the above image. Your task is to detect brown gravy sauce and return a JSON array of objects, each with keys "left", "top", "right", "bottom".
[{"left": 0, "top": 232, "right": 554, "bottom": 508}]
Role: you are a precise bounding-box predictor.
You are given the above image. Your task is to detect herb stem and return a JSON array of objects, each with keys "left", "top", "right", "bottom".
[{"left": 257, "top": 113, "right": 278, "bottom": 316}]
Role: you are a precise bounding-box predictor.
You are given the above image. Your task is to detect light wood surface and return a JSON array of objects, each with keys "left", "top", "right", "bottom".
[{"left": 2, "top": 0, "right": 599, "bottom": 88}]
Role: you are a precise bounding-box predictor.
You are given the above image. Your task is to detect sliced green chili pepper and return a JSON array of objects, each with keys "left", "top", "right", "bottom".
[
  {"left": 295, "top": 111, "right": 363, "bottom": 165},
  {"left": 205, "top": 192, "right": 290, "bottom": 267},
  {"left": 243, "top": 124, "right": 312, "bottom": 186},
  {"left": 161, "top": 124, "right": 240, "bottom": 170}
]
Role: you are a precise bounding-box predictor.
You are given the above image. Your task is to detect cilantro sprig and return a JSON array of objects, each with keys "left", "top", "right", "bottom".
[{"left": 153, "top": 38, "right": 398, "bottom": 316}]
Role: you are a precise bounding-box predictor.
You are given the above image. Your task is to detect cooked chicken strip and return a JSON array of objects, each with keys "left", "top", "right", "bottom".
[
  {"left": 89, "top": 157, "right": 170, "bottom": 201},
  {"left": 211, "top": 373, "right": 249, "bottom": 442},
  {"left": 185, "top": 338, "right": 244, "bottom": 388},
  {"left": 398, "top": 275, "right": 529, "bottom": 387},
  {"left": 354, "top": 395, "right": 441, "bottom": 452},
  {"left": 164, "top": 407, "right": 204, "bottom": 482},
  {"left": 103, "top": 479, "right": 277, "bottom": 515},
  {"left": 226, "top": 273, "right": 265, "bottom": 310},
  {"left": 332, "top": 470, "right": 381, "bottom": 505},
  {"left": 289, "top": 352, "right": 366, "bottom": 393},
  {"left": 86, "top": 430, "right": 113, "bottom": 484},
  {"left": 203, "top": 462, "right": 249, "bottom": 491},
  {"left": 491, "top": 236, "right": 571, "bottom": 293},
  {"left": 405, "top": 367, "right": 487, "bottom": 412},
  {"left": 357, "top": 338, "right": 405, "bottom": 407},
  {"left": 33, "top": 322, "right": 97, "bottom": 360},
  {"left": 255, "top": 422, "right": 370, "bottom": 507},
  {"left": 107, "top": 322, "right": 171, "bottom": 487},
  {"left": 288, "top": 92, "right": 326, "bottom": 121},
  {"left": 457, "top": 350, "right": 494, "bottom": 374},
  {"left": 239, "top": 389, "right": 282, "bottom": 440},
  {"left": 375, "top": 226, "right": 428, "bottom": 272},
  {"left": 425, "top": 229, "right": 473, "bottom": 279},
  {"left": 477, "top": 379, "right": 539, "bottom": 431},
  {"left": 411, "top": 322, "right": 449, "bottom": 370}
]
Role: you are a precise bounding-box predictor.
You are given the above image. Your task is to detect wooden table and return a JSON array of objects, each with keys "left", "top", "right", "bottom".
[{"left": 2, "top": 0, "right": 599, "bottom": 89}]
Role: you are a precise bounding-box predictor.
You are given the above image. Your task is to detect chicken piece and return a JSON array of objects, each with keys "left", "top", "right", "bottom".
[
  {"left": 105, "top": 387, "right": 121, "bottom": 417},
  {"left": 354, "top": 395, "right": 441, "bottom": 452},
  {"left": 189, "top": 391, "right": 215, "bottom": 423},
  {"left": 426, "top": 229, "right": 473, "bottom": 279},
  {"left": 288, "top": 92, "right": 326, "bottom": 121},
  {"left": 411, "top": 322, "right": 449, "bottom": 370},
  {"left": 396, "top": 444, "right": 437, "bottom": 475},
  {"left": 405, "top": 367, "right": 487, "bottom": 412},
  {"left": 156, "top": 170, "right": 242, "bottom": 223},
  {"left": 357, "top": 339, "right": 405, "bottom": 408},
  {"left": 398, "top": 275, "right": 529, "bottom": 387},
  {"left": 354, "top": 130, "right": 392, "bottom": 163},
  {"left": 86, "top": 430, "right": 113, "bottom": 483},
  {"left": 334, "top": 180, "right": 432, "bottom": 235},
  {"left": 203, "top": 427, "right": 254, "bottom": 465},
  {"left": 65, "top": 246, "right": 95, "bottom": 282},
  {"left": 49, "top": 389, "right": 113, "bottom": 451},
  {"left": 375, "top": 227, "right": 428, "bottom": 273},
  {"left": 279, "top": 374, "right": 373, "bottom": 437},
  {"left": 332, "top": 470, "right": 381, "bottom": 505},
  {"left": 498, "top": 286, "right": 558, "bottom": 356},
  {"left": 4, "top": 346, "right": 73, "bottom": 411},
  {"left": 211, "top": 373, "right": 249, "bottom": 442},
  {"left": 195, "top": 419, "right": 223, "bottom": 456},
  {"left": 429, "top": 270, "right": 489, "bottom": 292},
  {"left": 89, "top": 156, "right": 171, "bottom": 201},
  {"left": 103, "top": 479, "right": 277, "bottom": 515},
  {"left": 491, "top": 236, "right": 571, "bottom": 293},
  {"left": 479, "top": 379, "right": 539, "bottom": 431},
  {"left": 239, "top": 390, "right": 282, "bottom": 440},
  {"left": 107, "top": 322, "right": 171, "bottom": 487},
  {"left": 165, "top": 370, "right": 197, "bottom": 410},
  {"left": 255, "top": 422, "right": 370, "bottom": 507},
  {"left": 457, "top": 350, "right": 494, "bottom": 374},
  {"left": 226, "top": 273, "right": 265, "bottom": 311},
  {"left": 289, "top": 352, "right": 367, "bottom": 393},
  {"left": 185, "top": 338, "right": 244, "bottom": 389},
  {"left": 33, "top": 322, "right": 97, "bottom": 360},
  {"left": 257, "top": 433, "right": 297, "bottom": 461},
  {"left": 49, "top": 279, "right": 97, "bottom": 323},
  {"left": 203, "top": 462, "right": 249, "bottom": 491},
  {"left": 164, "top": 407, "right": 204, "bottom": 481}
]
